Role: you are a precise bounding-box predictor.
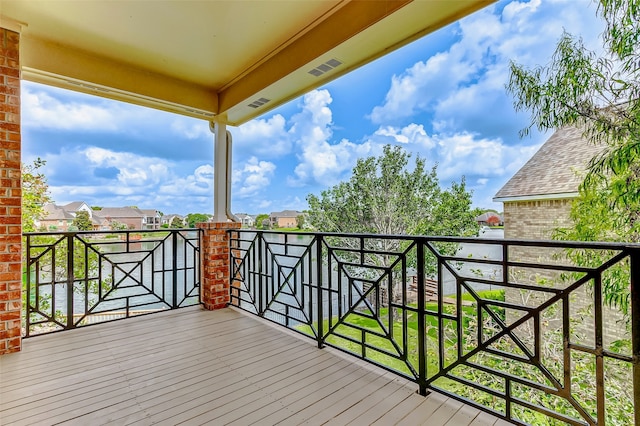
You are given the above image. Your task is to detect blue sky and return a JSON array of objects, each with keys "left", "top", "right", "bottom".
[{"left": 21, "top": 0, "right": 603, "bottom": 217}]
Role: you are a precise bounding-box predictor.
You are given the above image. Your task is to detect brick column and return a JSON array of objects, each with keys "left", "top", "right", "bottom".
[
  {"left": 197, "top": 222, "right": 241, "bottom": 310},
  {"left": 0, "top": 28, "right": 22, "bottom": 355}
]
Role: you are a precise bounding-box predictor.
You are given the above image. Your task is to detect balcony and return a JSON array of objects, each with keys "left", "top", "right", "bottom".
[
  {"left": 2, "top": 3, "right": 634, "bottom": 424},
  {"left": 7, "top": 228, "right": 637, "bottom": 425}
]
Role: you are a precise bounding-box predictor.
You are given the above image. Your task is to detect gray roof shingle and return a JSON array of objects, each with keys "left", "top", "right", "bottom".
[{"left": 494, "top": 127, "right": 605, "bottom": 200}]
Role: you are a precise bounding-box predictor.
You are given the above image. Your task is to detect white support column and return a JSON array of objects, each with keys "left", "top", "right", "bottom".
[{"left": 212, "top": 121, "right": 228, "bottom": 222}]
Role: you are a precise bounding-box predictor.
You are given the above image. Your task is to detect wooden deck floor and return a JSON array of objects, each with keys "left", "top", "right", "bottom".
[{"left": 1, "top": 307, "right": 510, "bottom": 426}]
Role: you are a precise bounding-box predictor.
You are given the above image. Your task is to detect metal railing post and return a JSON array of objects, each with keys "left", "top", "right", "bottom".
[
  {"left": 66, "top": 234, "right": 75, "bottom": 329},
  {"left": 317, "top": 234, "right": 324, "bottom": 349},
  {"left": 172, "top": 230, "right": 178, "bottom": 308},
  {"left": 257, "top": 231, "right": 263, "bottom": 315},
  {"left": 25, "top": 234, "right": 31, "bottom": 337},
  {"left": 227, "top": 229, "right": 232, "bottom": 306},
  {"left": 631, "top": 248, "right": 640, "bottom": 426},
  {"left": 416, "top": 238, "right": 427, "bottom": 395}
]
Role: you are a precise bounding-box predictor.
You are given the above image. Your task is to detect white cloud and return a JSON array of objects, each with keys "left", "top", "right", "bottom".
[
  {"left": 373, "top": 124, "right": 435, "bottom": 149},
  {"left": 170, "top": 118, "right": 210, "bottom": 140},
  {"left": 40, "top": 145, "right": 216, "bottom": 213},
  {"left": 256, "top": 199, "right": 272, "bottom": 209},
  {"left": 22, "top": 88, "right": 118, "bottom": 131},
  {"left": 434, "top": 132, "right": 540, "bottom": 180},
  {"left": 22, "top": 81, "right": 194, "bottom": 140},
  {"left": 233, "top": 157, "right": 276, "bottom": 198},
  {"left": 236, "top": 115, "right": 291, "bottom": 157},
  {"left": 159, "top": 165, "right": 214, "bottom": 197},
  {"left": 369, "top": 0, "right": 603, "bottom": 136},
  {"left": 288, "top": 90, "right": 375, "bottom": 186},
  {"left": 369, "top": 49, "right": 479, "bottom": 124},
  {"left": 84, "top": 147, "right": 171, "bottom": 187}
]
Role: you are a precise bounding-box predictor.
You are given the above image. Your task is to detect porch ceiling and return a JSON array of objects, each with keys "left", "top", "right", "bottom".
[{"left": 0, "top": 0, "right": 492, "bottom": 125}]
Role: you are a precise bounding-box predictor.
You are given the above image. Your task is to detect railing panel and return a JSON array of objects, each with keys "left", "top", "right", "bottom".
[
  {"left": 229, "top": 230, "right": 638, "bottom": 426},
  {"left": 24, "top": 229, "right": 202, "bottom": 336}
]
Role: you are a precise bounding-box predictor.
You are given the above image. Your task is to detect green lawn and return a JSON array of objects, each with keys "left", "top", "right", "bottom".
[{"left": 297, "top": 289, "right": 505, "bottom": 377}]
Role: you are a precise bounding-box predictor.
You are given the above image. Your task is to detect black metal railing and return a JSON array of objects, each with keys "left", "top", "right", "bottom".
[
  {"left": 24, "top": 229, "right": 202, "bottom": 336},
  {"left": 229, "top": 230, "right": 639, "bottom": 426}
]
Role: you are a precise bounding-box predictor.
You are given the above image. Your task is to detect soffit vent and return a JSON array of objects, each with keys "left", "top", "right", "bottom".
[
  {"left": 248, "top": 97, "right": 271, "bottom": 109},
  {"left": 308, "top": 58, "right": 342, "bottom": 77}
]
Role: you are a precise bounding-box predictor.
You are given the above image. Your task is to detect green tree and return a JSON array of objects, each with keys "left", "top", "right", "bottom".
[
  {"left": 72, "top": 210, "right": 93, "bottom": 231},
  {"left": 255, "top": 213, "right": 269, "bottom": 229},
  {"left": 185, "top": 213, "right": 210, "bottom": 228},
  {"left": 307, "top": 145, "right": 478, "bottom": 237},
  {"left": 170, "top": 216, "right": 184, "bottom": 228},
  {"left": 296, "top": 214, "right": 305, "bottom": 230},
  {"left": 507, "top": 0, "right": 639, "bottom": 315},
  {"left": 22, "top": 158, "right": 52, "bottom": 232},
  {"left": 507, "top": 0, "right": 639, "bottom": 211},
  {"left": 307, "top": 145, "right": 478, "bottom": 302},
  {"left": 109, "top": 220, "right": 128, "bottom": 231}
]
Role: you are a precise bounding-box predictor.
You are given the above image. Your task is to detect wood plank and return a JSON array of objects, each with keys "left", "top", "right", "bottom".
[
  {"left": 445, "top": 403, "right": 483, "bottom": 426},
  {"left": 343, "top": 383, "right": 416, "bottom": 425},
  {"left": 394, "top": 391, "right": 449, "bottom": 424},
  {"left": 276, "top": 371, "right": 397, "bottom": 426},
  {"left": 0, "top": 307, "right": 509, "bottom": 426},
  {"left": 418, "top": 397, "right": 465, "bottom": 425},
  {"left": 370, "top": 385, "right": 442, "bottom": 425},
  {"left": 322, "top": 376, "right": 408, "bottom": 425},
  {"left": 469, "top": 410, "right": 499, "bottom": 426}
]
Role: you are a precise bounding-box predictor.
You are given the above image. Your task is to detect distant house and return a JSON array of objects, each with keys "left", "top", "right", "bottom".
[
  {"left": 38, "top": 202, "right": 157, "bottom": 231},
  {"left": 235, "top": 213, "right": 255, "bottom": 228},
  {"left": 270, "top": 210, "right": 303, "bottom": 228},
  {"left": 493, "top": 126, "right": 605, "bottom": 240},
  {"left": 38, "top": 201, "right": 109, "bottom": 231},
  {"left": 475, "top": 212, "right": 503, "bottom": 227},
  {"left": 141, "top": 209, "right": 161, "bottom": 230},
  {"left": 98, "top": 207, "right": 146, "bottom": 230},
  {"left": 38, "top": 203, "right": 75, "bottom": 231}
]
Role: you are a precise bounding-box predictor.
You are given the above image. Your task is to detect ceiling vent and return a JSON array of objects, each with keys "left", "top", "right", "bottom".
[
  {"left": 247, "top": 97, "right": 271, "bottom": 109},
  {"left": 308, "top": 59, "right": 342, "bottom": 77}
]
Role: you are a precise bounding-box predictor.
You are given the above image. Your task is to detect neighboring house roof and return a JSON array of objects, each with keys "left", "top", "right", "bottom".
[
  {"left": 97, "top": 207, "right": 145, "bottom": 218},
  {"left": 475, "top": 212, "right": 502, "bottom": 222},
  {"left": 42, "top": 203, "right": 74, "bottom": 221},
  {"left": 42, "top": 202, "right": 160, "bottom": 228},
  {"left": 270, "top": 210, "right": 302, "bottom": 218},
  {"left": 164, "top": 214, "right": 183, "bottom": 218},
  {"left": 494, "top": 127, "right": 605, "bottom": 202},
  {"left": 63, "top": 201, "right": 88, "bottom": 211}
]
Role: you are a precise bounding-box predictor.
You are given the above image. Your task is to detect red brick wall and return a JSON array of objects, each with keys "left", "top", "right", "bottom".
[
  {"left": 197, "top": 222, "right": 241, "bottom": 310},
  {"left": 0, "top": 28, "right": 22, "bottom": 355}
]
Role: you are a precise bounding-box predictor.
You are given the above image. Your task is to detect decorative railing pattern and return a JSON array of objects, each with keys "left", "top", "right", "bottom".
[
  {"left": 229, "top": 230, "right": 639, "bottom": 426},
  {"left": 24, "top": 229, "right": 202, "bottom": 336}
]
